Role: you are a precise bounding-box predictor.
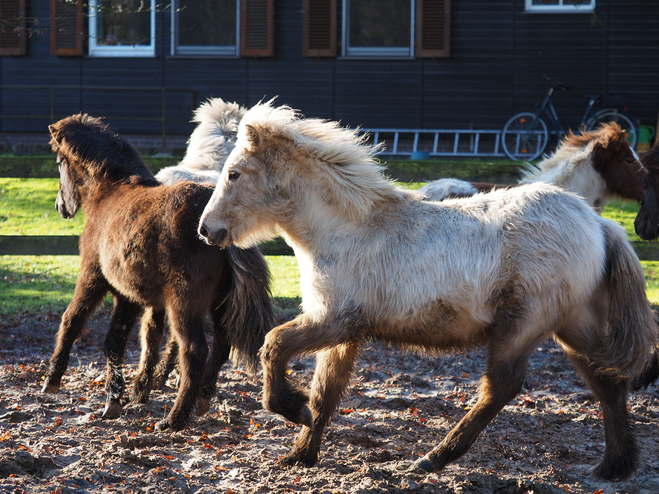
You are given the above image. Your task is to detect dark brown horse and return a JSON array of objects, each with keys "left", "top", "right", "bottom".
[{"left": 42, "top": 113, "right": 276, "bottom": 431}]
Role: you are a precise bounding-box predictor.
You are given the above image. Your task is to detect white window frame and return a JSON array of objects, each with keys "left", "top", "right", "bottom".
[
  {"left": 88, "top": 0, "right": 156, "bottom": 57},
  {"left": 525, "top": 0, "right": 595, "bottom": 13},
  {"left": 170, "top": 0, "right": 240, "bottom": 57},
  {"left": 341, "top": 0, "right": 415, "bottom": 59}
]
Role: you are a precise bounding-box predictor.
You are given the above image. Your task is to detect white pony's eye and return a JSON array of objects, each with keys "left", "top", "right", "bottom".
[{"left": 228, "top": 170, "right": 240, "bottom": 181}]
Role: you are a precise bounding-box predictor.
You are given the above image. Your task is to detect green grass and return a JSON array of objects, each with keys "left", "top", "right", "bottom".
[
  {"left": 0, "top": 178, "right": 86, "bottom": 235},
  {"left": 0, "top": 254, "right": 301, "bottom": 318},
  {"left": 1, "top": 178, "right": 659, "bottom": 317}
]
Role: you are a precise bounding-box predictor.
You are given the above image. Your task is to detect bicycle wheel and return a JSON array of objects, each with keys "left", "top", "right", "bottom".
[
  {"left": 501, "top": 112, "right": 549, "bottom": 161},
  {"left": 586, "top": 109, "right": 638, "bottom": 149}
]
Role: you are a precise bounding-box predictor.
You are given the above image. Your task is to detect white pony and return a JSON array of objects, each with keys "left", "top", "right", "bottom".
[
  {"left": 198, "top": 101, "right": 656, "bottom": 481},
  {"left": 420, "top": 124, "right": 645, "bottom": 213},
  {"left": 155, "top": 98, "right": 246, "bottom": 185}
]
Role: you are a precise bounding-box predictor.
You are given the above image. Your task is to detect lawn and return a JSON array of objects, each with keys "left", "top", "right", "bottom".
[{"left": 1, "top": 177, "right": 658, "bottom": 317}]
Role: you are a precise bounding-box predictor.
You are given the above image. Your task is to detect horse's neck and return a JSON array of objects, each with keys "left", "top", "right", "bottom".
[{"left": 522, "top": 157, "right": 607, "bottom": 210}]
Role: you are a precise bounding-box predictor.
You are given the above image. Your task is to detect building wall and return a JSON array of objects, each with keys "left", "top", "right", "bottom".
[{"left": 1, "top": 0, "right": 657, "bottom": 137}]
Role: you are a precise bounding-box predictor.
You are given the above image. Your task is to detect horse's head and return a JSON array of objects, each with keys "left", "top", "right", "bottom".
[
  {"left": 49, "top": 114, "right": 158, "bottom": 218},
  {"left": 589, "top": 122, "right": 646, "bottom": 203},
  {"left": 198, "top": 114, "right": 287, "bottom": 248},
  {"left": 635, "top": 143, "right": 659, "bottom": 240}
]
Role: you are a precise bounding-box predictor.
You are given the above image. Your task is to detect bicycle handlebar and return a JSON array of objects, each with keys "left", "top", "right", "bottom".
[{"left": 542, "top": 74, "right": 571, "bottom": 92}]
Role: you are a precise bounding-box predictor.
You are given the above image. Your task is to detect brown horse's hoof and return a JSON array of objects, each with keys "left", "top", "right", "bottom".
[
  {"left": 414, "top": 456, "right": 439, "bottom": 473},
  {"left": 155, "top": 419, "right": 170, "bottom": 431},
  {"left": 196, "top": 398, "right": 211, "bottom": 417},
  {"left": 279, "top": 449, "right": 318, "bottom": 468},
  {"left": 298, "top": 406, "right": 313, "bottom": 429},
  {"left": 102, "top": 401, "right": 123, "bottom": 420},
  {"left": 41, "top": 383, "right": 60, "bottom": 394}
]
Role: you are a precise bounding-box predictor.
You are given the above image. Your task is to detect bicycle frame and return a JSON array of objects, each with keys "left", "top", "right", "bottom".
[{"left": 535, "top": 87, "right": 599, "bottom": 137}]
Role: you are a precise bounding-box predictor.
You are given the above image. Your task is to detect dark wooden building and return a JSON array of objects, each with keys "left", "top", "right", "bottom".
[{"left": 0, "top": 0, "right": 657, "bottom": 144}]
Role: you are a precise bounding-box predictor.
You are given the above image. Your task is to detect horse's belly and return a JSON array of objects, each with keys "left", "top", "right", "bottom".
[
  {"left": 100, "top": 249, "right": 164, "bottom": 307},
  {"left": 370, "top": 302, "right": 491, "bottom": 351}
]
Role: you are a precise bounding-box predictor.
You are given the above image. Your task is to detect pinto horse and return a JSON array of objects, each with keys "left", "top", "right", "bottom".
[
  {"left": 42, "top": 114, "right": 276, "bottom": 431},
  {"left": 420, "top": 123, "right": 645, "bottom": 213},
  {"left": 197, "top": 101, "right": 657, "bottom": 481}
]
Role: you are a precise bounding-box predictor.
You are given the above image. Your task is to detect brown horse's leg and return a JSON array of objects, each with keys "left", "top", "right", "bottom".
[
  {"left": 282, "top": 341, "right": 362, "bottom": 467},
  {"left": 151, "top": 331, "right": 179, "bottom": 390},
  {"left": 156, "top": 314, "right": 208, "bottom": 431},
  {"left": 42, "top": 269, "right": 108, "bottom": 393},
  {"left": 197, "top": 308, "right": 232, "bottom": 417},
  {"left": 131, "top": 308, "right": 166, "bottom": 404},
  {"left": 564, "top": 355, "right": 637, "bottom": 480},
  {"left": 261, "top": 313, "right": 362, "bottom": 429},
  {"left": 101, "top": 296, "right": 142, "bottom": 419}
]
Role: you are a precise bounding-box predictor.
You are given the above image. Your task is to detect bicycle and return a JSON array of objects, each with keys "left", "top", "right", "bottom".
[{"left": 501, "top": 75, "right": 638, "bottom": 161}]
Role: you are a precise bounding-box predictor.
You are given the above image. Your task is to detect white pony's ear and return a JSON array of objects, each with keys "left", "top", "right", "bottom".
[{"left": 244, "top": 124, "right": 261, "bottom": 149}]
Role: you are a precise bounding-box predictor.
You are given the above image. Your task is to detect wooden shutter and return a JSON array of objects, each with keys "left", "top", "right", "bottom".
[
  {"left": 0, "top": 0, "right": 26, "bottom": 56},
  {"left": 416, "top": 0, "right": 450, "bottom": 58},
  {"left": 50, "top": 0, "right": 84, "bottom": 56},
  {"left": 303, "top": 0, "right": 336, "bottom": 57},
  {"left": 240, "top": 0, "right": 274, "bottom": 57}
]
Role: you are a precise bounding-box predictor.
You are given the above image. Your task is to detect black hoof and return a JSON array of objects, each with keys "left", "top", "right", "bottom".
[
  {"left": 298, "top": 407, "right": 313, "bottom": 429},
  {"left": 155, "top": 419, "right": 170, "bottom": 431},
  {"left": 414, "top": 456, "right": 438, "bottom": 473},
  {"left": 196, "top": 398, "right": 211, "bottom": 417},
  {"left": 279, "top": 450, "right": 318, "bottom": 468},
  {"left": 102, "top": 401, "right": 123, "bottom": 420},
  {"left": 593, "top": 460, "right": 635, "bottom": 482},
  {"left": 41, "top": 383, "right": 60, "bottom": 394}
]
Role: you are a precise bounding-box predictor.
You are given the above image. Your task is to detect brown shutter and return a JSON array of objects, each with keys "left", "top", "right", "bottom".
[
  {"left": 50, "top": 0, "right": 84, "bottom": 56},
  {"left": 303, "top": 0, "right": 336, "bottom": 57},
  {"left": 416, "top": 0, "right": 450, "bottom": 58},
  {"left": 0, "top": 0, "right": 26, "bottom": 56},
  {"left": 240, "top": 0, "right": 275, "bottom": 57}
]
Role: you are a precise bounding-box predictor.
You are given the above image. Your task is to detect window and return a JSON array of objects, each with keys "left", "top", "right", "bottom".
[
  {"left": 303, "top": 0, "right": 449, "bottom": 59},
  {"left": 343, "top": 0, "right": 413, "bottom": 58},
  {"left": 0, "top": 0, "right": 26, "bottom": 55},
  {"left": 88, "top": 0, "right": 156, "bottom": 57},
  {"left": 171, "top": 0, "right": 239, "bottom": 56},
  {"left": 525, "top": 0, "right": 595, "bottom": 13}
]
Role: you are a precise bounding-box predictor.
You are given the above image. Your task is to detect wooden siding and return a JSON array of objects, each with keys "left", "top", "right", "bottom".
[{"left": 0, "top": 0, "right": 657, "bottom": 137}]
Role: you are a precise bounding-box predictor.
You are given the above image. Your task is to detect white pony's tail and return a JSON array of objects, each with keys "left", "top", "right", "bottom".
[{"left": 599, "top": 222, "right": 657, "bottom": 378}]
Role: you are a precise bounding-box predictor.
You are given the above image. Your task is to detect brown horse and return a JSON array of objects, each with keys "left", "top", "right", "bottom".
[{"left": 42, "top": 114, "right": 276, "bottom": 431}]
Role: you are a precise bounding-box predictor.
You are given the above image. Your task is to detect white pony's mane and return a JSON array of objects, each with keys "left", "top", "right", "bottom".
[
  {"left": 238, "top": 101, "right": 410, "bottom": 221},
  {"left": 519, "top": 131, "right": 601, "bottom": 186},
  {"left": 156, "top": 98, "right": 246, "bottom": 185}
]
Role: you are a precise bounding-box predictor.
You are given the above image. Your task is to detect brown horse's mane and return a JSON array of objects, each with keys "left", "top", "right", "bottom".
[
  {"left": 561, "top": 122, "right": 626, "bottom": 149},
  {"left": 640, "top": 142, "right": 659, "bottom": 173},
  {"left": 49, "top": 113, "right": 158, "bottom": 186}
]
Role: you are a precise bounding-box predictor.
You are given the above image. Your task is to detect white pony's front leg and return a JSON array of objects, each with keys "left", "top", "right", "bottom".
[{"left": 260, "top": 312, "right": 363, "bottom": 428}]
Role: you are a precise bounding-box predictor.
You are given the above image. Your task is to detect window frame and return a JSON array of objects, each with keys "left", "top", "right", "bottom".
[
  {"left": 525, "top": 0, "right": 595, "bottom": 14},
  {"left": 170, "top": 0, "right": 240, "bottom": 57},
  {"left": 88, "top": 0, "right": 157, "bottom": 57},
  {"left": 341, "top": 0, "right": 416, "bottom": 59}
]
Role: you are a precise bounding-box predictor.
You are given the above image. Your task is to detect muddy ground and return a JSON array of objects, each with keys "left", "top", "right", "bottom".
[{"left": 0, "top": 307, "right": 658, "bottom": 493}]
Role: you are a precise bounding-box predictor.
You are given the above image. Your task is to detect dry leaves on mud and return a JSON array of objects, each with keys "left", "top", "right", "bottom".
[{"left": 1, "top": 308, "right": 658, "bottom": 493}]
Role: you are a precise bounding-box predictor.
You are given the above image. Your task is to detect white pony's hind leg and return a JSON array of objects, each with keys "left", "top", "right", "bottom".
[{"left": 415, "top": 306, "right": 549, "bottom": 473}]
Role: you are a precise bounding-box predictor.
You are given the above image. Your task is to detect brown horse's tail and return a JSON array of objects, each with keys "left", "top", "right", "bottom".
[
  {"left": 222, "top": 245, "right": 277, "bottom": 374},
  {"left": 599, "top": 222, "right": 658, "bottom": 380}
]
